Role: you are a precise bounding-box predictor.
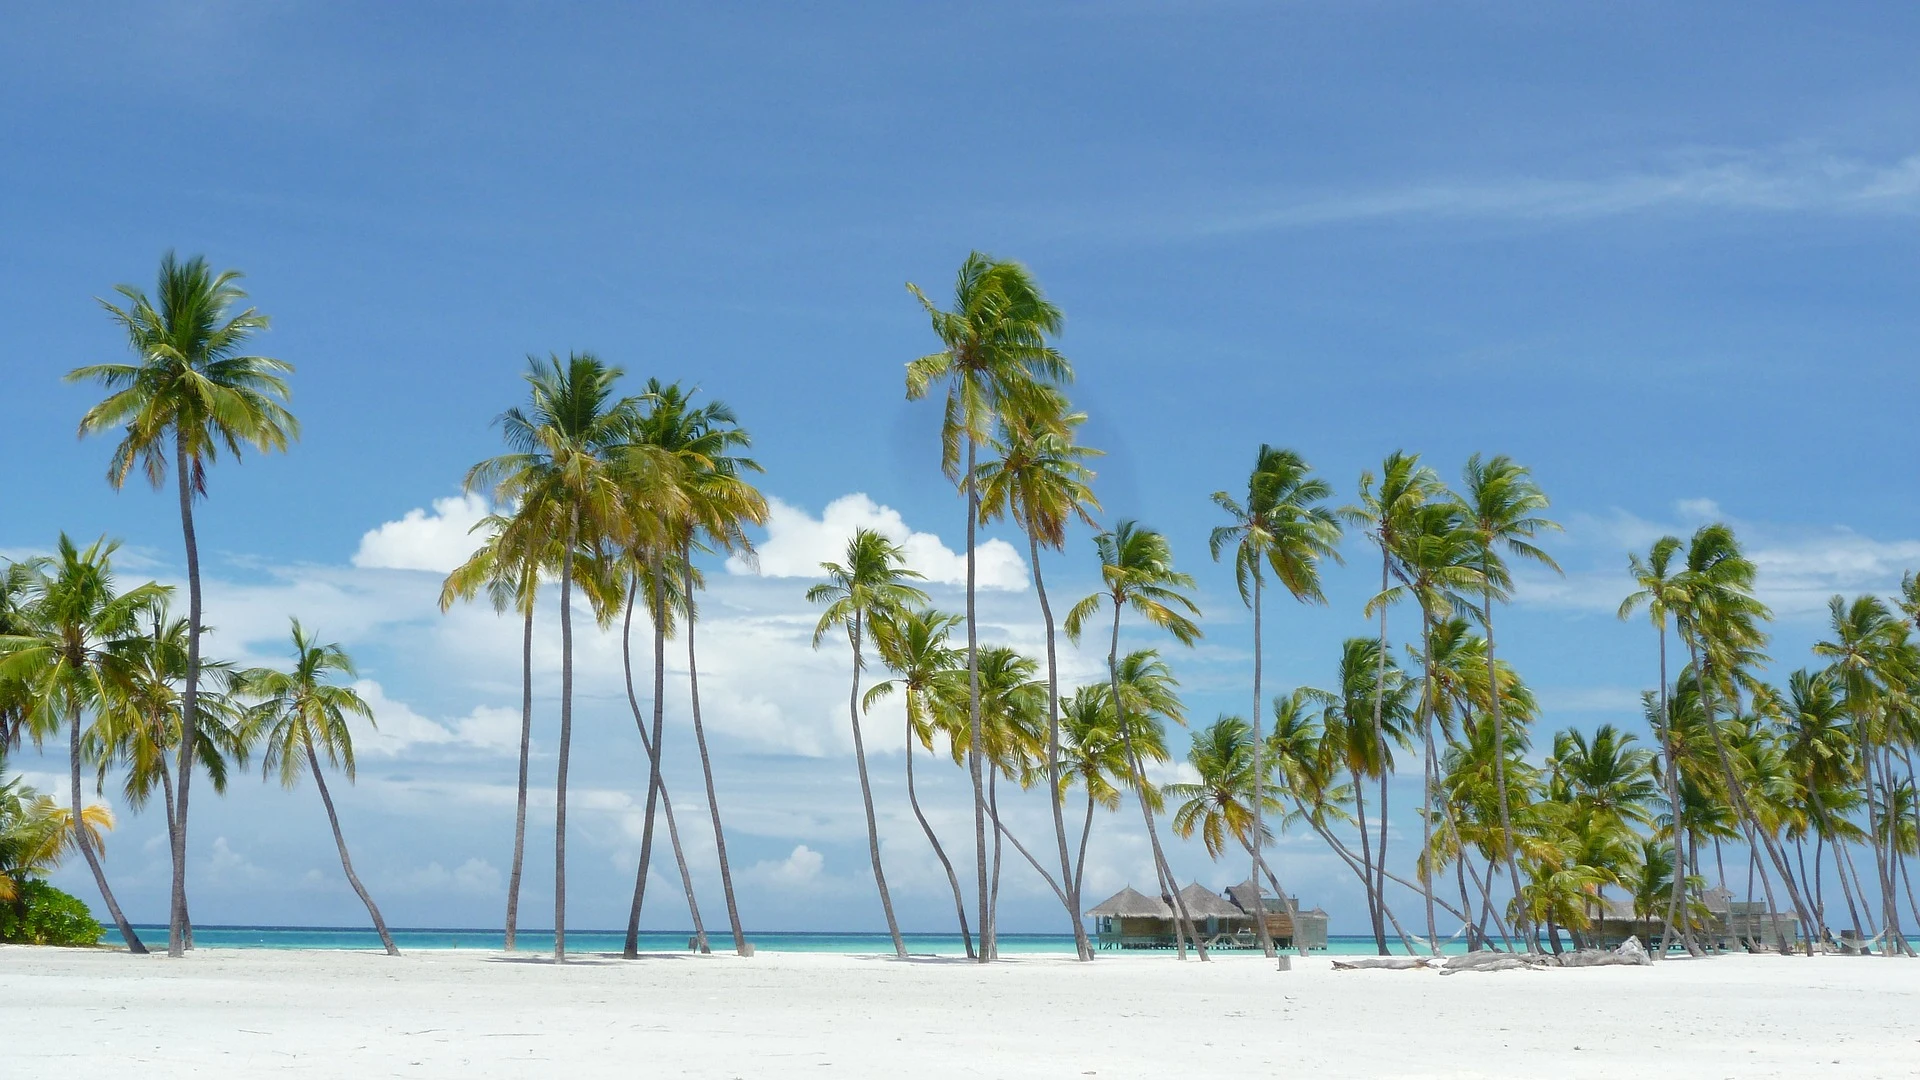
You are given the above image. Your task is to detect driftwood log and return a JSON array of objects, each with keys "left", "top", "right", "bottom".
[
  {"left": 1330, "top": 956, "right": 1434, "bottom": 971},
  {"left": 1442, "top": 950, "right": 1554, "bottom": 972}
]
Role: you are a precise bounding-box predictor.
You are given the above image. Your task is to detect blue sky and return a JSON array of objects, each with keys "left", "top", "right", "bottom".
[{"left": 4, "top": 2, "right": 1918, "bottom": 937}]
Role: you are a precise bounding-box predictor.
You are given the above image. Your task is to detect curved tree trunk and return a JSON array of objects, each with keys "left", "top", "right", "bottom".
[
  {"left": 505, "top": 603, "right": 534, "bottom": 952},
  {"left": 1074, "top": 790, "right": 1096, "bottom": 903},
  {"left": 553, "top": 515, "right": 577, "bottom": 963},
  {"left": 1653, "top": 625, "right": 1699, "bottom": 956},
  {"left": 1107, "top": 602, "right": 1205, "bottom": 960},
  {"left": 1484, "top": 580, "right": 1532, "bottom": 953},
  {"left": 1369, "top": 545, "right": 1392, "bottom": 954},
  {"left": 155, "top": 758, "right": 193, "bottom": 949},
  {"left": 684, "top": 555, "right": 747, "bottom": 956},
  {"left": 1350, "top": 763, "right": 1380, "bottom": 949},
  {"left": 964, "top": 436, "right": 991, "bottom": 962},
  {"left": 1415, "top": 600, "right": 1439, "bottom": 955},
  {"left": 168, "top": 436, "right": 202, "bottom": 958},
  {"left": 70, "top": 703, "right": 145, "bottom": 953},
  {"left": 905, "top": 719, "right": 973, "bottom": 957},
  {"left": 848, "top": 612, "right": 906, "bottom": 958},
  {"left": 988, "top": 770, "right": 1003, "bottom": 959},
  {"left": 305, "top": 741, "right": 397, "bottom": 955},
  {"left": 1247, "top": 573, "right": 1277, "bottom": 959},
  {"left": 627, "top": 559, "right": 673, "bottom": 954},
  {"left": 1028, "top": 533, "right": 1091, "bottom": 960},
  {"left": 622, "top": 576, "right": 705, "bottom": 957}
]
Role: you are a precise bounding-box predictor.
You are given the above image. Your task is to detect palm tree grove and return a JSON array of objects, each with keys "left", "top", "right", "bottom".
[{"left": 8, "top": 248, "right": 1920, "bottom": 974}]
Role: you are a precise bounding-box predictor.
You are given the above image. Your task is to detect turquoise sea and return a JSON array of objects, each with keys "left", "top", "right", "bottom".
[{"left": 132, "top": 925, "right": 1470, "bottom": 955}]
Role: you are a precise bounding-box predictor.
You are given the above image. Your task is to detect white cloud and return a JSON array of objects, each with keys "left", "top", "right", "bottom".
[
  {"left": 348, "top": 680, "right": 523, "bottom": 757},
  {"left": 753, "top": 844, "right": 824, "bottom": 887},
  {"left": 729, "top": 494, "right": 1027, "bottom": 591},
  {"left": 392, "top": 858, "right": 501, "bottom": 896},
  {"left": 1185, "top": 147, "right": 1920, "bottom": 236},
  {"left": 352, "top": 493, "right": 491, "bottom": 573}
]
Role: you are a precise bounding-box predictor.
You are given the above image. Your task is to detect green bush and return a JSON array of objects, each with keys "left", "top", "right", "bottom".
[{"left": 0, "top": 879, "right": 104, "bottom": 946}]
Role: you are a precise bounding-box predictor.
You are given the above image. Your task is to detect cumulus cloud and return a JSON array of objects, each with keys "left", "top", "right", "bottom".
[
  {"left": 729, "top": 494, "right": 1027, "bottom": 591},
  {"left": 753, "top": 844, "right": 824, "bottom": 887},
  {"left": 352, "top": 493, "right": 491, "bottom": 573},
  {"left": 348, "top": 680, "right": 523, "bottom": 757},
  {"left": 393, "top": 858, "right": 501, "bottom": 896}
]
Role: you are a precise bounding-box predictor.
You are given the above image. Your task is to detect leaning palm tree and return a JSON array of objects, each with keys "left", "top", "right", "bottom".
[
  {"left": 975, "top": 385, "right": 1101, "bottom": 959},
  {"left": 466, "top": 352, "right": 649, "bottom": 963},
  {"left": 242, "top": 621, "right": 397, "bottom": 956},
  {"left": 906, "top": 252, "right": 1070, "bottom": 961},
  {"left": 68, "top": 252, "right": 297, "bottom": 956},
  {"left": 1065, "top": 520, "right": 1208, "bottom": 959},
  {"left": 808, "top": 529, "right": 929, "bottom": 960},
  {"left": 1209, "top": 445, "right": 1341, "bottom": 957},
  {"left": 1618, "top": 534, "right": 1698, "bottom": 954},
  {"left": 1345, "top": 451, "right": 1443, "bottom": 952},
  {"left": 1456, "top": 454, "right": 1559, "bottom": 952},
  {"left": 0, "top": 536, "right": 167, "bottom": 953},
  {"left": 868, "top": 606, "right": 975, "bottom": 957}
]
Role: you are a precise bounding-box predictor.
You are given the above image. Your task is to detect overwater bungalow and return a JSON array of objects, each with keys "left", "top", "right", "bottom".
[
  {"left": 1587, "top": 887, "right": 1801, "bottom": 953},
  {"left": 1086, "top": 882, "right": 1328, "bottom": 950}
]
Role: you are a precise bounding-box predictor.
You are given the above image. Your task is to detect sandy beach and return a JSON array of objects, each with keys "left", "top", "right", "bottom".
[{"left": 4, "top": 946, "right": 1918, "bottom": 1078}]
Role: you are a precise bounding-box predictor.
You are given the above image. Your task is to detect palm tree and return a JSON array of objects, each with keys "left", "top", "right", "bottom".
[
  {"left": 867, "top": 606, "right": 975, "bottom": 957},
  {"left": 906, "top": 252, "right": 1069, "bottom": 961},
  {"left": 1456, "top": 454, "right": 1559, "bottom": 952},
  {"left": 0, "top": 769, "right": 115, "bottom": 908},
  {"left": 1672, "top": 524, "right": 1814, "bottom": 954},
  {"left": 242, "top": 621, "right": 397, "bottom": 955},
  {"left": 623, "top": 381, "right": 766, "bottom": 957},
  {"left": 467, "top": 352, "right": 648, "bottom": 963},
  {"left": 68, "top": 252, "right": 297, "bottom": 956},
  {"left": 1065, "top": 521, "right": 1208, "bottom": 959},
  {"left": 1315, "top": 637, "right": 1418, "bottom": 952},
  {"left": 1209, "top": 445, "right": 1342, "bottom": 957},
  {"left": 0, "top": 535, "right": 170, "bottom": 952},
  {"left": 1815, "top": 593, "right": 1918, "bottom": 955},
  {"left": 1619, "top": 535, "right": 1698, "bottom": 954},
  {"left": 808, "top": 528, "right": 928, "bottom": 959},
  {"left": 1778, "top": 668, "right": 1865, "bottom": 941},
  {"left": 1345, "top": 451, "right": 1443, "bottom": 952},
  {"left": 1168, "top": 715, "right": 1282, "bottom": 862},
  {"left": 1059, "top": 682, "right": 1165, "bottom": 903},
  {"left": 0, "top": 560, "right": 42, "bottom": 753},
  {"left": 975, "top": 385, "right": 1101, "bottom": 959},
  {"left": 439, "top": 508, "right": 554, "bottom": 952}
]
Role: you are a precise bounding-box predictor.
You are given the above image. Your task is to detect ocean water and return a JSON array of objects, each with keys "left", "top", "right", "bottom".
[{"left": 131, "top": 925, "right": 1472, "bottom": 955}]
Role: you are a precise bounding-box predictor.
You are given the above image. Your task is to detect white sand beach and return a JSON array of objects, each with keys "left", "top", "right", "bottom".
[{"left": 4, "top": 946, "right": 1918, "bottom": 1079}]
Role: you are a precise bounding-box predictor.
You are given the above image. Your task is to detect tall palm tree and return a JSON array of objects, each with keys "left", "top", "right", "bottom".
[
  {"left": 1059, "top": 682, "right": 1166, "bottom": 903},
  {"left": 467, "top": 352, "right": 649, "bottom": 963},
  {"left": 906, "top": 252, "right": 1069, "bottom": 961},
  {"left": 808, "top": 529, "right": 928, "bottom": 960},
  {"left": 1167, "top": 715, "right": 1283, "bottom": 862},
  {"left": 867, "top": 606, "right": 975, "bottom": 957},
  {"left": 1345, "top": 451, "right": 1443, "bottom": 952},
  {"left": 0, "top": 535, "right": 170, "bottom": 952},
  {"left": 626, "top": 381, "right": 767, "bottom": 957},
  {"left": 68, "top": 252, "right": 297, "bottom": 956},
  {"left": 1815, "top": 593, "right": 1918, "bottom": 955},
  {"left": 975, "top": 385, "right": 1101, "bottom": 959},
  {"left": 1619, "top": 535, "right": 1697, "bottom": 954},
  {"left": 1065, "top": 521, "right": 1208, "bottom": 959},
  {"left": 1209, "top": 445, "right": 1342, "bottom": 957},
  {"left": 1456, "top": 454, "right": 1559, "bottom": 952},
  {"left": 1672, "top": 524, "right": 1814, "bottom": 954},
  {"left": 242, "top": 621, "right": 397, "bottom": 956},
  {"left": 1778, "top": 667, "right": 1865, "bottom": 941},
  {"left": 439, "top": 508, "right": 554, "bottom": 952}
]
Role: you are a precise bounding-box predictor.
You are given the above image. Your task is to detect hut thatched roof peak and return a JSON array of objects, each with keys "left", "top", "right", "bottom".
[
  {"left": 1175, "top": 883, "right": 1245, "bottom": 920},
  {"left": 1086, "top": 886, "right": 1172, "bottom": 918}
]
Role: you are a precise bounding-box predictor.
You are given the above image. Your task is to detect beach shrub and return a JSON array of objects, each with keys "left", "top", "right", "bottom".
[{"left": 0, "top": 879, "right": 104, "bottom": 946}]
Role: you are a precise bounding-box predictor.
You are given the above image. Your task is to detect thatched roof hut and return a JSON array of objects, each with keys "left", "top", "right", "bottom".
[
  {"left": 1175, "top": 882, "right": 1244, "bottom": 920},
  {"left": 1086, "top": 886, "right": 1172, "bottom": 919}
]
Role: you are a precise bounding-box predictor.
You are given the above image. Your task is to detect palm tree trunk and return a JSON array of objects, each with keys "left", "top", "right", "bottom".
[
  {"left": 168, "top": 435, "right": 202, "bottom": 958},
  {"left": 1350, "top": 763, "right": 1382, "bottom": 949},
  {"left": 987, "top": 770, "right": 1003, "bottom": 960},
  {"left": 69, "top": 703, "right": 145, "bottom": 953},
  {"left": 1813, "top": 796, "right": 1864, "bottom": 944},
  {"left": 1654, "top": 626, "right": 1697, "bottom": 956},
  {"left": 1483, "top": 580, "right": 1531, "bottom": 953},
  {"left": 1247, "top": 573, "right": 1277, "bottom": 959},
  {"left": 995, "top": 814, "right": 1071, "bottom": 909},
  {"left": 304, "top": 740, "right": 397, "bottom": 955},
  {"left": 622, "top": 575, "right": 706, "bottom": 957},
  {"left": 964, "top": 435, "right": 990, "bottom": 962},
  {"left": 155, "top": 757, "right": 192, "bottom": 949},
  {"left": 1369, "top": 545, "right": 1392, "bottom": 954},
  {"left": 1416, "top": 602, "right": 1439, "bottom": 956},
  {"left": 552, "top": 514, "right": 577, "bottom": 963},
  {"left": 905, "top": 717, "right": 973, "bottom": 957},
  {"left": 505, "top": 601, "right": 533, "bottom": 952},
  {"left": 1027, "top": 533, "right": 1090, "bottom": 960},
  {"left": 683, "top": 554, "right": 747, "bottom": 956},
  {"left": 1074, "top": 790, "right": 1096, "bottom": 903},
  {"left": 1108, "top": 602, "right": 1205, "bottom": 960},
  {"left": 848, "top": 613, "right": 906, "bottom": 958},
  {"left": 628, "top": 558, "right": 674, "bottom": 954},
  {"left": 1237, "top": 833, "right": 1305, "bottom": 957}
]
